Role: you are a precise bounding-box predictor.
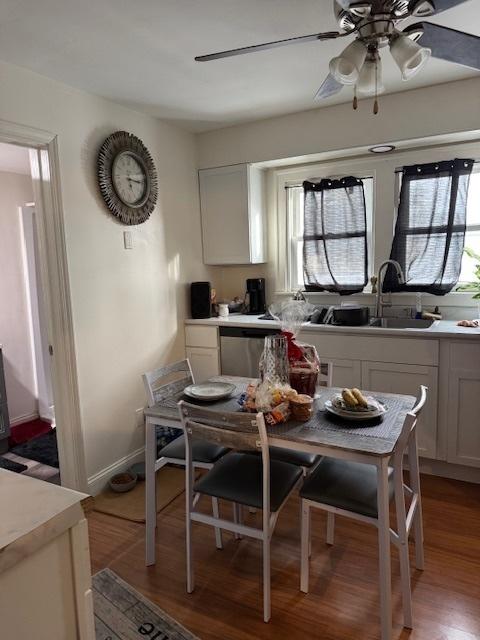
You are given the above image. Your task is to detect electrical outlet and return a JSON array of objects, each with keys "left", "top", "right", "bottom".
[{"left": 135, "top": 407, "right": 145, "bottom": 429}]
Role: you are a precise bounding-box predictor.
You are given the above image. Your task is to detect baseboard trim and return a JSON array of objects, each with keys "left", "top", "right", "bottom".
[
  {"left": 10, "top": 412, "right": 40, "bottom": 426},
  {"left": 419, "top": 458, "right": 480, "bottom": 484},
  {"left": 87, "top": 446, "right": 145, "bottom": 496}
]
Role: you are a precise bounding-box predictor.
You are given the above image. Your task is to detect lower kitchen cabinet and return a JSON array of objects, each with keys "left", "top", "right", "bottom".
[
  {"left": 446, "top": 342, "right": 480, "bottom": 468},
  {"left": 329, "top": 358, "right": 362, "bottom": 389},
  {"left": 361, "top": 361, "right": 438, "bottom": 459},
  {"left": 186, "top": 346, "right": 220, "bottom": 383}
]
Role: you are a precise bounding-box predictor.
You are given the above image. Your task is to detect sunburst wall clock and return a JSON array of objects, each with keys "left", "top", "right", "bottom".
[{"left": 97, "top": 131, "right": 158, "bottom": 225}]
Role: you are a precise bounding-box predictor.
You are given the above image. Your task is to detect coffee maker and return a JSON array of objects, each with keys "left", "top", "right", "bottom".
[{"left": 245, "top": 278, "right": 266, "bottom": 315}]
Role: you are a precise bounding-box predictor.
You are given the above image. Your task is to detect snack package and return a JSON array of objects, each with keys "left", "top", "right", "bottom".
[
  {"left": 269, "top": 300, "right": 320, "bottom": 397},
  {"left": 238, "top": 380, "right": 295, "bottom": 425}
]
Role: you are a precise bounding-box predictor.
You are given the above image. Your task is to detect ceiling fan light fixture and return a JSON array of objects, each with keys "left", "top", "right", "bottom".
[
  {"left": 329, "top": 39, "right": 368, "bottom": 85},
  {"left": 389, "top": 33, "right": 431, "bottom": 80},
  {"left": 357, "top": 56, "right": 385, "bottom": 96},
  {"left": 409, "top": 0, "right": 435, "bottom": 17}
]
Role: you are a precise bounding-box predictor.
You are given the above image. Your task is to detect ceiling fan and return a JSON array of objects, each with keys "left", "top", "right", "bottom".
[{"left": 195, "top": 0, "right": 480, "bottom": 113}]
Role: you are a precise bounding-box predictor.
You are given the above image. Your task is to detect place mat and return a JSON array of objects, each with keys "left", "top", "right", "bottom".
[
  {"left": 93, "top": 466, "right": 184, "bottom": 523},
  {"left": 93, "top": 568, "right": 199, "bottom": 639}
]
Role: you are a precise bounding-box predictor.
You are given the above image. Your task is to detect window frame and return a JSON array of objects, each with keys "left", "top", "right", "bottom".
[
  {"left": 286, "top": 176, "right": 374, "bottom": 292},
  {"left": 271, "top": 138, "right": 480, "bottom": 308}
]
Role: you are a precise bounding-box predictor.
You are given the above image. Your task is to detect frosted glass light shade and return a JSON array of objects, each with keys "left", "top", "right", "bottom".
[
  {"left": 357, "top": 57, "right": 385, "bottom": 96},
  {"left": 390, "top": 34, "right": 431, "bottom": 80},
  {"left": 329, "top": 40, "right": 367, "bottom": 85}
]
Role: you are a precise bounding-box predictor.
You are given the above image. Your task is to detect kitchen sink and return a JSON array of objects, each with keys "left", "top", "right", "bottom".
[{"left": 369, "top": 317, "right": 436, "bottom": 329}]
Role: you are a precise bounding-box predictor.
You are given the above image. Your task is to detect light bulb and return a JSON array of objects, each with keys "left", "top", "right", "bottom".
[
  {"left": 329, "top": 40, "right": 368, "bottom": 85},
  {"left": 390, "top": 33, "right": 431, "bottom": 80}
]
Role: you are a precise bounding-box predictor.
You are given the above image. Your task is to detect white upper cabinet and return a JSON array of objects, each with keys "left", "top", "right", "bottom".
[{"left": 199, "top": 164, "right": 266, "bottom": 265}]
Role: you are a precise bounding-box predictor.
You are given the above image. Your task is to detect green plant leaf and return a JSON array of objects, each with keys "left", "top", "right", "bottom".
[
  {"left": 464, "top": 246, "right": 480, "bottom": 262},
  {"left": 456, "top": 283, "right": 480, "bottom": 292},
  {"left": 473, "top": 293, "right": 480, "bottom": 300}
]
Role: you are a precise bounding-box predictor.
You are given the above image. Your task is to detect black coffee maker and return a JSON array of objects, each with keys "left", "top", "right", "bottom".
[{"left": 245, "top": 278, "right": 266, "bottom": 315}]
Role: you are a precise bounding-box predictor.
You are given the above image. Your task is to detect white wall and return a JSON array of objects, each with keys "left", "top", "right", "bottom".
[
  {"left": 197, "top": 77, "right": 480, "bottom": 306},
  {"left": 0, "top": 60, "right": 212, "bottom": 484},
  {"left": 0, "top": 171, "right": 36, "bottom": 423},
  {"left": 197, "top": 78, "right": 480, "bottom": 169}
]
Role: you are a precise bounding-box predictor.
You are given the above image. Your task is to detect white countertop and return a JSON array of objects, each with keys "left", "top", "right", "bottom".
[
  {"left": 0, "top": 470, "right": 87, "bottom": 551},
  {"left": 186, "top": 314, "right": 480, "bottom": 339}
]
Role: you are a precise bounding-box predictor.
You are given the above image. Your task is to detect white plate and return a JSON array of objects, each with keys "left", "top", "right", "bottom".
[
  {"left": 324, "top": 398, "right": 386, "bottom": 421},
  {"left": 183, "top": 382, "right": 236, "bottom": 402}
]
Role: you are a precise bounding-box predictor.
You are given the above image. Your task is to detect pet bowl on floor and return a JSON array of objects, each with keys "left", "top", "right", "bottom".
[{"left": 109, "top": 471, "right": 137, "bottom": 493}]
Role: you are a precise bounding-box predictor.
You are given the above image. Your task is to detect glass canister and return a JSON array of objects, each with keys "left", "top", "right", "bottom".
[{"left": 259, "top": 334, "right": 290, "bottom": 385}]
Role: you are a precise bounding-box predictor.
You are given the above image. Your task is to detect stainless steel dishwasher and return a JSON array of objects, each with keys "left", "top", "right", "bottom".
[{"left": 219, "top": 326, "right": 280, "bottom": 377}]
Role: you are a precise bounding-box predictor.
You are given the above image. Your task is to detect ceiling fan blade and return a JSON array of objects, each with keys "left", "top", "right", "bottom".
[
  {"left": 429, "top": 0, "right": 470, "bottom": 14},
  {"left": 407, "top": 22, "right": 480, "bottom": 71},
  {"left": 195, "top": 31, "right": 340, "bottom": 61},
  {"left": 314, "top": 74, "right": 344, "bottom": 100}
]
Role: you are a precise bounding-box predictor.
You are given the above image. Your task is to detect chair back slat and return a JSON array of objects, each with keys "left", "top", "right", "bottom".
[
  {"left": 143, "top": 359, "right": 193, "bottom": 407},
  {"left": 178, "top": 401, "right": 266, "bottom": 453},
  {"left": 318, "top": 361, "right": 333, "bottom": 388},
  {"left": 184, "top": 420, "right": 260, "bottom": 451}
]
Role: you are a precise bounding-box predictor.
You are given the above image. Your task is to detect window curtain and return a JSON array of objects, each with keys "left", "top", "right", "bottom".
[
  {"left": 303, "top": 176, "right": 367, "bottom": 295},
  {"left": 384, "top": 158, "right": 474, "bottom": 295}
]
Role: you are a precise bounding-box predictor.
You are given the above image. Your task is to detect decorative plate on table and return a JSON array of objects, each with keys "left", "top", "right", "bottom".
[
  {"left": 183, "top": 382, "right": 236, "bottom": 402},
  {"left": 325, "top": 395, "right": 387, "bottom": 421}
]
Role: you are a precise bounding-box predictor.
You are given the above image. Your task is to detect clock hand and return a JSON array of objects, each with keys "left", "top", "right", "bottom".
[{"left": 127, "top": 178, "right": 143, "bottom": 184}]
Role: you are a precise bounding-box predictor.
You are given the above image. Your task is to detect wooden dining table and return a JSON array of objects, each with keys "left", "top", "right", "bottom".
[{"left": 143, "top": 375, "right": 416, "bottom": 640}]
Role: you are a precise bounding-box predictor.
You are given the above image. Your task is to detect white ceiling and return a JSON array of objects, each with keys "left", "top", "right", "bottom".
[
  {"left": 0, "top": 0, "right": 478, "bottom": 132},
  {"left": 0, "top": 143, "right": 30, "bottom": 174}
]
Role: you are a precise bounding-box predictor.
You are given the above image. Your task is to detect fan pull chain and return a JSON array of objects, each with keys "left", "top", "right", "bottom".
[
  {"left": 373, "top": 57, "right": 379, "bottom": 115},
  {"left": 353, "top": 85, "right": 358, "bottom": 111}
]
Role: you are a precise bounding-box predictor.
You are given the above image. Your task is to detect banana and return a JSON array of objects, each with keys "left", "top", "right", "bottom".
[
  {"left": 342, "top": 388, "right": 358, "bottom": 408},
  {"left": 351, "top": 388, "right": 368, "bottom": 408}
]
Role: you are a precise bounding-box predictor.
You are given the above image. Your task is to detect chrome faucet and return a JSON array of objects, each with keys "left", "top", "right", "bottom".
[{"left": 374, "top": 260, "right": 405, "bottom": 319}]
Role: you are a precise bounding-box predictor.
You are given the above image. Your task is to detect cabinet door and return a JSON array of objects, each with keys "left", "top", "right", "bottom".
[
  {"left": 447, "top": 369, "right": 480, "bottom": 468},
  {"left": 199, "top": 165, "right": 250, "bottom": 265},
  {"left": 330, "top": 358, "right": 362, "bottom": 389},
  {"left": 186, "top": 347, "right": 220, "bottom": 383},
  {"left": 361, "top": 361, "right": 438, "bottom": 459}
]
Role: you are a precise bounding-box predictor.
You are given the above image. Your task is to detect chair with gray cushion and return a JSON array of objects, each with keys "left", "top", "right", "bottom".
[
  {"left": 178, "top": 401, "right": 303, "bottom": 623},
  {"left": 300, "top": 386, "right": 428, "bottom": 634},
  {"left": 143, "top": 360, "right": 229, "bottom": 558}
]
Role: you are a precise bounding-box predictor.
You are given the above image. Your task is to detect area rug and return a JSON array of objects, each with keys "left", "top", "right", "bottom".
[
  {"left": 93, "top": 568, "right": 199, "bottom": 640},
  {"left": 9, "top": 418, "right": 52, "bottom": 446},
  {"left": 93, "top": 466, "right": 185, "bottom": 523},
  {"left": 0, "top": 457, "right": 27, "bottom": 473},
  {"left": 10, "top": 428, "right": 58, "bottom": 467}
]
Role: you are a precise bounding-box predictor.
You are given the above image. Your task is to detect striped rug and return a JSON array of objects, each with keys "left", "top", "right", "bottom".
[{"left": 93, "top": 568, "right": 199, "bottom": 640}]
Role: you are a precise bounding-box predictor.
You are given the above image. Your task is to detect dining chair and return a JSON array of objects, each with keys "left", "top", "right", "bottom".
[
  {"left": 299, "top": 385, "right": 427, "bottom": 636},
  {"left": 178, "top": 400, "right": 303, "bottom": 623},
  {"left": 142, "top": 359, "right": 229, "bottom": 555}
]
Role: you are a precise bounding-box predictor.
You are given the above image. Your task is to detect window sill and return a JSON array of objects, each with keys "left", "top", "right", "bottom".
[{"left": 274, "top": 290, "right": 479, "bottom": 308}]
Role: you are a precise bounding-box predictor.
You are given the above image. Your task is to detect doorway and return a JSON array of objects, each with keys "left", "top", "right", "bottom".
[
  {"left": 0, "top": 122, "right": 86, "bottom": 491},
  {"left": 0, "top": 144, "right": 59, "bottom": 482}
]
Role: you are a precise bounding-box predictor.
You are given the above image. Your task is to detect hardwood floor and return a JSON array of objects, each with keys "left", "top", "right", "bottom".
[{"left": 88, "top": 473, "right": 480, "bottom": 640}]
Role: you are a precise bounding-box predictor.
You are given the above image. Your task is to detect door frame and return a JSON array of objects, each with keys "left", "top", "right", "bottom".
[{"left": 0, "top": 118, "right": 87, "bottom": 491}]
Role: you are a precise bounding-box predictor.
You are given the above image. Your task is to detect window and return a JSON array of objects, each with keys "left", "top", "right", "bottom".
[
  {"left": 459, "top": 164, "right": 480, "bottom": 284},
  {"left": 286, "top": 177, "right": 374, "bottom": 292}
]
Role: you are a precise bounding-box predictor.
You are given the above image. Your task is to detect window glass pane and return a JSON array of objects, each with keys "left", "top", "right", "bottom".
[
  {"left": 460, "top": 167, "right": 480, "bottom": 283},
  {"left": 460, "top": 230, "right": 480, "bottom": 283}
]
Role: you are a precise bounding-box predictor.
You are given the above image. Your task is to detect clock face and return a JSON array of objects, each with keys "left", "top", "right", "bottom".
[{"left": 112, "top": 152, "right": 148, "bottom": 207}]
